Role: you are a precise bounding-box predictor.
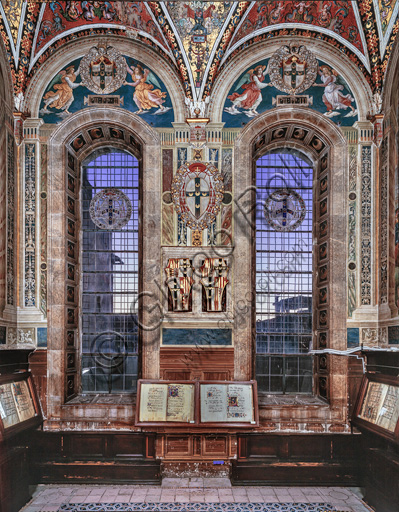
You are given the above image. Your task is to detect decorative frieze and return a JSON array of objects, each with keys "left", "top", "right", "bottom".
[
  {"left": 379, "top": 137, "right": 388, "bottom": 304},
  {"left": 6, "top": 133, "right": 15, "bottom": 306},
  {"left": 6, "top": 327, "right": 35, "bottom": 346},
  {"left": 348, "top": 145, "right": 357, "bottom": 317},
  {"left": 360, "top": 146, "right": 372, "bottom": 306},
  {"left": 40, "top": 144, "right": 47, "bottom": 317},
  {"left": 25, "top": 143, "right": 36, "bottom": 306}
]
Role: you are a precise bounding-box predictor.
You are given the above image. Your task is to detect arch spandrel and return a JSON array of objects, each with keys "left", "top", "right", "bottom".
[
  {"left": 25, "top": 36, "right": 187, "bottom": 124},
  {"left": 209, "top": 37, "right": 373, "bottom": 125}
]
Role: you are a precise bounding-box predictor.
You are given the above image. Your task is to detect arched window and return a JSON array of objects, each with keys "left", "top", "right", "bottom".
[
  {"left": 255, "top": 150, "right": 313, "bottom": 394},
  {"left": 80, "top": 149, "right": 140, "bottom": 393}
]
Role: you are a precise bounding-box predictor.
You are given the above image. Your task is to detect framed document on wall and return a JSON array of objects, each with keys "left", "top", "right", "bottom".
[
  {"left": 136, "top": 380, "right": 196, "bottom": 426},
  {"left": 352, "top": 373, "right": 399, "bottom": 442},
  {"left": 200, "top": 381, "right": 258, "bottom": 427},
  {"left": 0, "top": 372, "right": 42, "bottom": 439}
]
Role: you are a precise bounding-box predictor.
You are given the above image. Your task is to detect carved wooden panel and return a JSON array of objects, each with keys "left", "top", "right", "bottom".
[
  {"left": 160, "top": 434, "right": 236, "bottom": 460},
  {"left": 160, "top": 348, "right": 234, "bottom": 381}
]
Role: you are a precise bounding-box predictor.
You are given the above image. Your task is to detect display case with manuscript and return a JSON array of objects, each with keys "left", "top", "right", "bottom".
[
  {"left": 0, "top": 372, "right": 42, "bottom": 440},
  {"left": 0, "top": 372, "right": 42, "bottom": 512},
  {"left": 352, "top": 373, "right": 399, "bottom": 442},
  {"left": 136, "top": 380, "right": 258, "bottom": 427}
]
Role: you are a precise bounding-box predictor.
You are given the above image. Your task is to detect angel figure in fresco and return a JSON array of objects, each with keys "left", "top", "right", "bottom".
[
  {"left": 124, "top": 64, "right": 170, "bottom": 115},
  {"left": 224, "top": 65, "right": 271, "bottom": 117},
  {"left": 315, "top": 65, "right": 357, "bottom": 118},
  {"left": 40, "top": 65, "right": 81, "bottom": 115}
]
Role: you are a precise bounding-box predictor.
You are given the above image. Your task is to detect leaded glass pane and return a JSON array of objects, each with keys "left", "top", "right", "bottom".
[
  {"left": 81, "top": 150, "right": 139, "bottom": 393},
  {"left": 255, "top": 151, "right": 313, "bottom": 394}
]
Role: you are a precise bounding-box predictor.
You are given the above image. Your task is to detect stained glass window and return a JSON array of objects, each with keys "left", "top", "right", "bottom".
[
  {"left": 81, "top": 149, "right": 139, "bottom": 393},
  {"left": 255, "top": 150, "right": 313, "bottom": 394}
]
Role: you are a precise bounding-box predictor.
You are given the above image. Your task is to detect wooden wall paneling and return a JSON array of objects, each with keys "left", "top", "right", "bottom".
[
  {"left": 232, "top": 434, "right": 361, "bottom": 485},
  {"left": 0, "top": 436, "right": 30, "bottom": 512},
  {"left": 28, "top": 432, "right": 161, "bottom": 484},
  {"left": 159, "top": 434, "right": 234, "bottom": 461},
  {"left": 363, "top": 447, "right": 399, "bottom": 512},
  {"left": 160, "top": 348, "right": 234, "bottom": 381},
  {"left": 28, "top": 350, "right": 47, "bottom": 417}
]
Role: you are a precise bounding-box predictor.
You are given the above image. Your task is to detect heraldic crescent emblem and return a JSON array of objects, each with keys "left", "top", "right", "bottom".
[
  {"left": 269, "top": 44, "right": 318, "bottom": 95},
  {"left": 80, "top": 45, "right": 127, "bottom": 95},
  {"left": 90, "top": 188, "right": 132, "bottom": 230},
  {"left": 264, "top": 188, "right": 306, "bottom": 232},
  {"left": 171, "top": 162, "right": 224, "bottom": 233}
]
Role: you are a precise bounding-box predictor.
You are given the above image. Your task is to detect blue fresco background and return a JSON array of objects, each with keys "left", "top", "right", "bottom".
[
  {"left": 222, "top": 58, "right": 358, "bottom": 128},
  {"left": 39, "top": 57, "right": 174, "bottom": 128},
  {"left": 162, "top": 328, "right": 232, "bottom": 346}
]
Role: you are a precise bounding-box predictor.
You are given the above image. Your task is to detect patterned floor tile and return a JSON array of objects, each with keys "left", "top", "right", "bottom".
[{"left": 58, "top": 502, "right": 337, "bottom": 511}]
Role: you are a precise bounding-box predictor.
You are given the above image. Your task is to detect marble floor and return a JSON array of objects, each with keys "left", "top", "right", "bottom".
[{"left": 20, "top": 479, "right": 374, "bottom": 512}]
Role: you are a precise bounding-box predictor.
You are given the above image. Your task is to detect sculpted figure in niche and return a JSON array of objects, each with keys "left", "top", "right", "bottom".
[
  {"left": 124, "top": 64, "right": 170, "bottom": 115},
  {"left": 315, "top": 65, "right": 357, "bottom": 118}
]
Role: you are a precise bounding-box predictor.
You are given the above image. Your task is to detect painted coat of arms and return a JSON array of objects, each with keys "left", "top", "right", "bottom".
[
  {"left": 171, "top": 162, "right": 224, "bottom": 234},
  {"left": 80, "top": 45, "right": 127, "bottom": 94},
  {"left": 200, "top": 258, "right": 229, "bottom": 312},
  {"left": 269, "top": 43, "right": 318, "bottom": 95},
  {"left": 164, "top": 258, "right": 194, "bottom": 312}
]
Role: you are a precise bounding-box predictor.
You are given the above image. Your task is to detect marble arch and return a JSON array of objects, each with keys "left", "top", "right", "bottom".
[
  {"left": 209, "top": 36, "right": 373, "bottom": 123},
  {"left": 233, "top": 107, "right": 348, "bottom": 427},
  {"left": 46, "top": 107, "right": 161, "bottom": 425}
]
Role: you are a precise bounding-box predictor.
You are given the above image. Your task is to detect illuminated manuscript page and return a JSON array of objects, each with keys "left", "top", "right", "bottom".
[
  {"left": 375, "top": 385, "right": 399, "bottom": 432},
  {"left": 226, "top": 383, "right": 254, "bottom": 422},
  {"left": 0, "top": 383, "right": 19, "bottom": 428},
  {"left": 201, "top": 384, "right": 228, "bottom": 422},
  {"left": 11, "top": 380, "right": 36, "bottom": 423},
  {"left": 139, "top": 383, "right": 168, "bottom": 422},
  {"left": 201, "top": 383, "right": 254, "bottom": 423},
  {"left": 359, "top": 382, "right": 385, "bottom": 424},
  {"left": 166, "top": 384, "right": 195, "bottom": 422}
]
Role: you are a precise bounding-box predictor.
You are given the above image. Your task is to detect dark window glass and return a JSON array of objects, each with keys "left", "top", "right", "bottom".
[
  {"left": 81, "top": 150, "right": 139, "bottom": 393},
  {"left": 255, "top": 151, "right": 313, "bottom": 394}
]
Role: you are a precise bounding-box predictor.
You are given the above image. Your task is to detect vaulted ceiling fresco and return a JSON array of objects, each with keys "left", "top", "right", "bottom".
[{"left": 0, "top": 1, "right": 398, "bottom": 101}]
